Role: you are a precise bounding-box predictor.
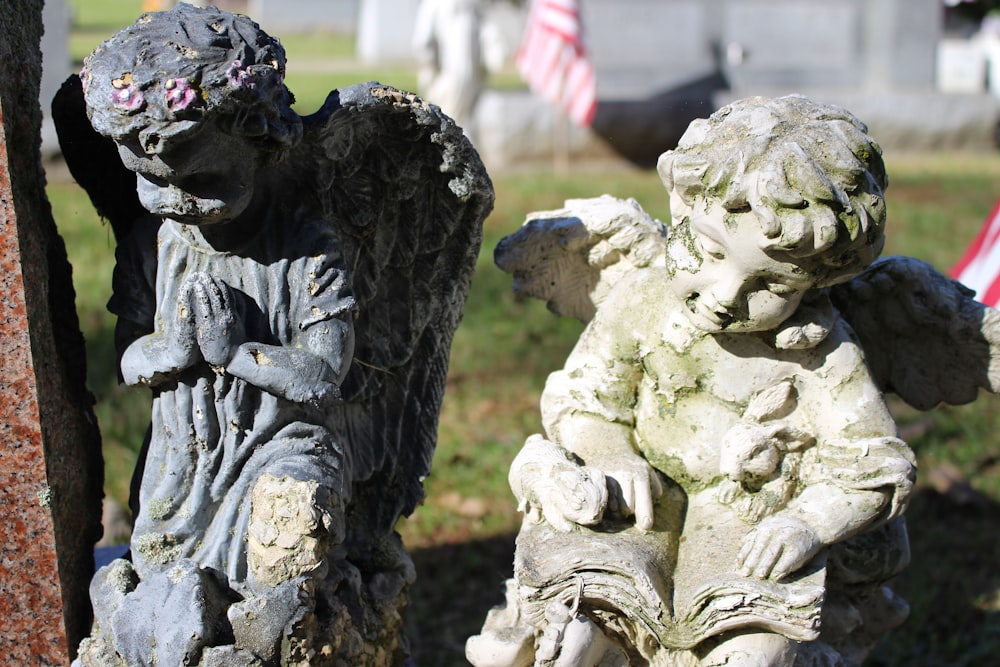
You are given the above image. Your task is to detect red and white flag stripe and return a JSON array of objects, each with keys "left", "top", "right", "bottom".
[
  {"left": 516, "top": 0, "right": 597, "bottom": 127},
  {"left": 951, "top": 197, "right": 1000, "bottom": 307}
]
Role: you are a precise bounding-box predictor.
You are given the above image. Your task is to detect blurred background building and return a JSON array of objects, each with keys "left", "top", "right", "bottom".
[{"left": 42, "top": 0, "right": 1000, "bottom": 166}]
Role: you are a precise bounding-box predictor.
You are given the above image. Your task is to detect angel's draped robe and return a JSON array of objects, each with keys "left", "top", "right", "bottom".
[{"left": 110, "top": 212, "right": 356, "bottom": 589}]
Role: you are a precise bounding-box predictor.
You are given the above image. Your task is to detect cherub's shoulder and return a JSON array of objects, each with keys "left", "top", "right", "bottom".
[
  {"left": 576, "top": 267, "right": 680, "bottom": 355},
  {"left": 603, "top": 266, "right": 673, "bottom": 310},
  {"left": 807, "top": 316, "right": 875, "bottom": 381}
]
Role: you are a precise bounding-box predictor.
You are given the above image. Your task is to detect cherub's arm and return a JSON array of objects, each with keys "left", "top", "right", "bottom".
[
  {"left": 205, "top": 250, "right": 356, "bottom": 406},
  {"left": 119, "top": 316, "right": 199, "bottom": 386},
  {"left": 540, "top": 270, "right": 664, "bottom": 529},
  {"left": 738, "top": 327, "right": 915, "bottom": 580},
  {"left": 226, "top": 321, "right": 354, "bottom": 405},
  {"left": 737, "top": 469, "right": 905, "bottom": 581},
  {"left": 112, "top": 219, "right": 199, "bottom": 387}
]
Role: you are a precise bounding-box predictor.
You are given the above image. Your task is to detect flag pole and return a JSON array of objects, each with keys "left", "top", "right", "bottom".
[
  {"left": 554, "top": 113, "right": 570, "bottom": 175},
  {"left": 517, "top": 0, "right": 596, "bottom": 175}
]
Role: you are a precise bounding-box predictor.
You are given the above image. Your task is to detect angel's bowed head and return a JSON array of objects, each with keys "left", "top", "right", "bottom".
[{"left": 80, "top": 2, "right": 300, "bottom": 160}]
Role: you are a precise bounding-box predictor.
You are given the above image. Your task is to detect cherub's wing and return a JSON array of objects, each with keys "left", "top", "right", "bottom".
[
  {"left": 829, "top": 255, "right": 1000, "bottom": 411},
  {"left": 494, "top": 195, "right": 668, "bottom": 323},
  {"left": 51, "top": 74, "right": 147, "bottom": 242},
  {"left": 294, "top": 83, "right": 494, "bottom": 535}
]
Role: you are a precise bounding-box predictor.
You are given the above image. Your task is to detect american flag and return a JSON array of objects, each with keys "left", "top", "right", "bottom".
[
  {"left": 516, "top": 0, "right": 598, "bottom": 127},
  {"left": 951, "top": 197, "right": 1000, "bottom": 307}
]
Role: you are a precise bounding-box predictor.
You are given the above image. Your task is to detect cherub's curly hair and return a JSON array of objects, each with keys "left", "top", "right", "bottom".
[
  {"left": 81, "top": 3, "right": 301, "bottom": 160},
  {"left": 658, "top": 96, "right": 888, "bottom": 286}
]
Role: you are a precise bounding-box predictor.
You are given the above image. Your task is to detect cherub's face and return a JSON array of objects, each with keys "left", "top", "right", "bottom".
[
  {"left": 116, "top": 123, "right": 259, "bottom": 225},
  {"left": 668, "top": 199, "right": 816, "bottom": 334}
]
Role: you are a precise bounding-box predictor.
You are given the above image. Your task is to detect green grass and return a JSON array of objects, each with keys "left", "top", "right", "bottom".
[
  {"left": 47, "top": 178, "right": 147, "bottom": 506},
  {"left": 54, "top": 2, "right": 1000, "bottom": 665},
  {"left": 68, "top": 0, "right": 143, "bottom": 31},
  {"left": 280, "top": 31, "right": 356, "bottom": 61},
  {"left": 285, "top": 70, "right": 420, "bottom": 113},
  {"left": 67, "top": 0, "right": 143, "bottom": 64},
  {"left": 49, "top": 154, "right": 1000, "bottom": 665}
]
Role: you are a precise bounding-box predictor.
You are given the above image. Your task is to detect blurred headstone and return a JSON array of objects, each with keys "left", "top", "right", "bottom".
[
  {"left": 357, "top": 0, "right": 420, "bottom": 62},
  {"left": 937, "top": 38, "right": 988, "bottom": 93},
  {"left": 187, "top": 0, "right": 356, "bottom": 33},
  {"left": 40, "top": 0, "right": 71, "bottom": 156},
  {"left": 0, "top": 0, "right": 104, "bottom": 661},
  {"left": 254, "top": 0, "right": 358, "bottom": 33},
  {"left": 186, "top": 0, "right": 249, "bottom": 12}
]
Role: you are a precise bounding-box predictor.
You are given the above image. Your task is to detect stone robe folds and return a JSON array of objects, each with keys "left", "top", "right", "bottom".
[{"left": 110, "top": 212, "right": 356, "bottom": 591}]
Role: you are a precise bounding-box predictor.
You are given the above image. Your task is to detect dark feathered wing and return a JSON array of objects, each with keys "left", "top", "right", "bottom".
[
  {"left": 294, "top": 83, "right": 493, "bottom": 539},
  {"left": 51, "top": 74, "right": 147, "bottom": 242},
  {"left": 830, "top": 255, "right": 1000, "bottom": 411}
]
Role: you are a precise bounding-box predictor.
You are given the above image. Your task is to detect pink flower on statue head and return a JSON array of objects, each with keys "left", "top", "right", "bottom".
[
  {"left": 165, "top": 77, "right": 197, "bottom": 112},
  {"left": 111, "top": 72, "right": 144, "bottom": 113},
  {"left": 226, "top": 60, "right": 255, "bottom": 89}
]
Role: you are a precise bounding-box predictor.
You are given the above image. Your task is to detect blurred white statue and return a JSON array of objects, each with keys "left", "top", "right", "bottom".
[{"left": 413, "top": 0, "right": 504, "bottom": 142}]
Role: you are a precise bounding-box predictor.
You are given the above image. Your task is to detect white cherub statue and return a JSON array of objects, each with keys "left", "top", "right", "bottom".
[{"left": 468, "top": 95, "right": 1000, "bottom": 667}]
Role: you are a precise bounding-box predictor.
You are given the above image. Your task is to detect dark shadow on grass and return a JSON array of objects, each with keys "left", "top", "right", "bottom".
[
  {"left": 869, "top": 487, "right": 1000, "bottom": 665},
  {"left": 405, "top": 533, "right": 516, "bottom": 667},
  {"left": 399, "top": 487, "right": 1000, "bottom": 667}
]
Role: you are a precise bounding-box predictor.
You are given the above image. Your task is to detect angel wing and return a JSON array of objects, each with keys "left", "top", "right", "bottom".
[
  {"left": 494, "top": 195, "right": 668, "bottom": 322},
  {"left": 829, "top": 255, "right": 1000, "bottom": 411},
  {"left": 495, "top": 199, "right": 1000, "bottom": 413},
  {"left": 293, "top": 83, "right": 494, "bottom": 537},
  {"left": 53, "top": 75, "right": 493, "bottom": 542},
  {"left": 51, "top": 74, "right": 146, "bottom": 242}
]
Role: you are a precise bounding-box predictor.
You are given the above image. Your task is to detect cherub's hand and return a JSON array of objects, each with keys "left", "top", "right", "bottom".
[
  {"left": 537, "top": 463, "right": 608, "bottom": 532},
  {"left": 116, "top": 280, "right": 201, "bottom": 385},
  {"left": 185, "top": 272, "right": 246, "bottom": 368},
  {"left": 601, "top": 452, "right": 663, "bottom": 531},
  {"left": 736, "top": 515, "right": 822, "bottom": 580},
  {"left": 509, "top": 435, "right": 609, "bottom": 532},
  {"left": 120, "top": 282, "right": 198, "bottom": 385},
  {"left": 166, "top": 279, "right": 199, "bottom": 365}
]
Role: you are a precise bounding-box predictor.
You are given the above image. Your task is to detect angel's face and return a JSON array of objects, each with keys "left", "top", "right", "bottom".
[
  {"left": 116, "top": 123, "right": 258, "bottom": 225},
  {"left": 668, "top": 199, "right": 815, "bottom": 334}
]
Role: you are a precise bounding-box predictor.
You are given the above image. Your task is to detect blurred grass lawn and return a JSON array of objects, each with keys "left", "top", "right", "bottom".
[
  {"left": 57, "top": 2, "right": 1000, "bottom": 665},
  {"left": 48, "top": 154, "right": 1000, "bottom": 667}
]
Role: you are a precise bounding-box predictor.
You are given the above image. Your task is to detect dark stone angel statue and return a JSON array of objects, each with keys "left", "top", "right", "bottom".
[{"left": 52, "top": 4, "right": 493, "bottom": 665}]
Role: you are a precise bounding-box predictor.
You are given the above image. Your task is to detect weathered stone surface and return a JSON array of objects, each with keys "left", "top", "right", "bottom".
[
  {"left": 111, "top": 560, "right": 235, "bottom": 666},
  {"left": 471, "top": 96, "right": 1000, "bottom": 666},
  {"left": 61, "top": 5, "right": 492, "bottom": 664},
  {"left": 0, "top": 0, "right": 103, "bottom": 661}
]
